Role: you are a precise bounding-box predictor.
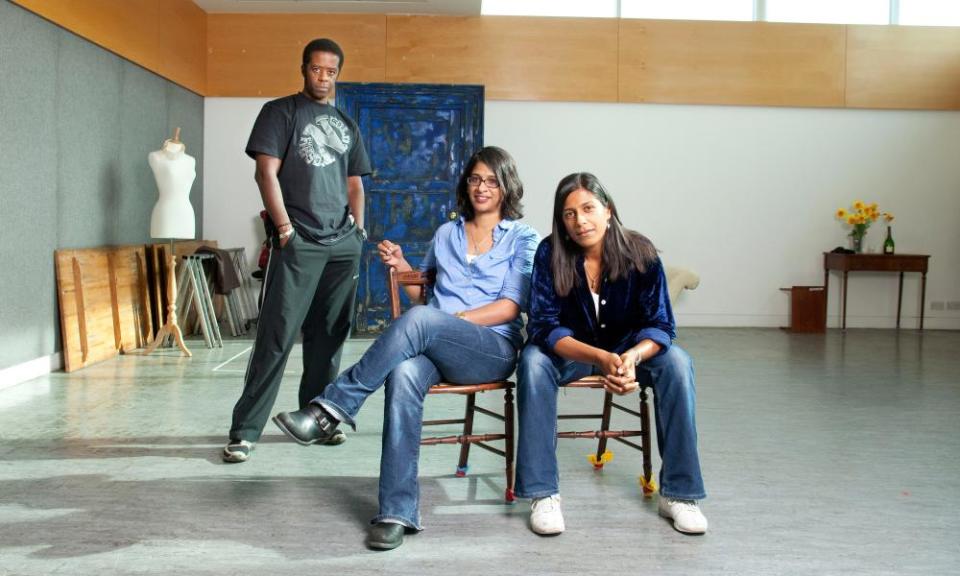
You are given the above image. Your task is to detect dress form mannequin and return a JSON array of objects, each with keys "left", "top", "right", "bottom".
[
  {"left": 144, "top": 128, "right": 194, "bottom": 357},
  {"left": 149, "top": 132, "right": 196, "bottom": 238}
]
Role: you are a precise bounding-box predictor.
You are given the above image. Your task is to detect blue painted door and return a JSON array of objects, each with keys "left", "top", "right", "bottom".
[{"left": 336, "top": 83, "right": 484, "bottom": 336}]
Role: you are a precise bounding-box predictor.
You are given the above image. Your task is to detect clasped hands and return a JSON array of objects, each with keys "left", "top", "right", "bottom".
[{"left": 597, "top": 350, "right": 641, "bottom": 395}]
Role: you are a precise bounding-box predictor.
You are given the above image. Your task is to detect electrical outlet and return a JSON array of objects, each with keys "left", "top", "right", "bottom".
[
  {"left": 947, "top": 301, "right": 960, "bottom": 311},
  {"left": 931, "top": 301, "right": 945, "bottom": 311}
]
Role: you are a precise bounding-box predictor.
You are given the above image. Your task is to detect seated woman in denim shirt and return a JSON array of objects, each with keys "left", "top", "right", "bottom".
[
  {"left": 273, "top": 146, "right": 541, "bottom": 550},
  {"left": 516, "top": 172, "right": 707, "bottom": 537}
]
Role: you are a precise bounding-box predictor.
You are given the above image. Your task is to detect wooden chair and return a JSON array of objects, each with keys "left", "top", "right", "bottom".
[
  {"left": 558, "top": 376, "right": 656, "bottom": 496},
  {"left": 387, "top": 267, "right": 516, "bottom": 502},
  {"left": 555, "top": 265, "right": 700, "bottom": 496}
]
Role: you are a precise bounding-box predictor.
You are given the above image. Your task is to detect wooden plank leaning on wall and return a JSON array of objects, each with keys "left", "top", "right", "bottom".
[{"left": 55, "top": 246, "right": 151, "bottom": 373}]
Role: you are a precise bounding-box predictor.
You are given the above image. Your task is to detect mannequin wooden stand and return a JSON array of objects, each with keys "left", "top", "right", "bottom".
[{"left": 143, "top": 239, "right": 191, "bottom": 357}]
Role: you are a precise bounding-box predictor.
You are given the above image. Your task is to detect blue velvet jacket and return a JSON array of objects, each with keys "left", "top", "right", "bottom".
[{"left": 526, "top": 237, "right": 675, "bottom": 357}]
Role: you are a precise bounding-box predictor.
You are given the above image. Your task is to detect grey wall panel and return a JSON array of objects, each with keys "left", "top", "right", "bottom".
[
  {"left": 56, "top": 33, "right": 123, "bottom": 249},
  {"left": 167, "top": 83, "right": 205, "bottom": 238},
  {"left": 0, "top": 0, "right": 205, "bottom": 372},
  {"left": 118, "top": 63, "right": 168, "bottom": 244},
  {"left": 0, "top": 0, "right": 61, "bottom": 369}
]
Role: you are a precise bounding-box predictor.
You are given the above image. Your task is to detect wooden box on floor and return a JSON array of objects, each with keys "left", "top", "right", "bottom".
[{"left": 781, "top": 285, "right": 826, "bottom": 333}]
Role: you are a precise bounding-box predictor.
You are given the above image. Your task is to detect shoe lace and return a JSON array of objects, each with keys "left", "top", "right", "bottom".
[
  {"left": 668, "top": 498, "right": 699, "bottom": 513},
  {"left": 533, "top": 495, "right": 560, "bottom": 514}
]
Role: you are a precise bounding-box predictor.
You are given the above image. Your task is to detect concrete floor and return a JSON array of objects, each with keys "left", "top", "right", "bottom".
[{"left": 1, "top": 328, "right": 958, "bottom": 575}]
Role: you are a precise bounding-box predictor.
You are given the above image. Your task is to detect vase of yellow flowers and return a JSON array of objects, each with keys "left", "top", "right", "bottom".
[{"left": 835, "top": 201, "right": 894, "bottom": 253}]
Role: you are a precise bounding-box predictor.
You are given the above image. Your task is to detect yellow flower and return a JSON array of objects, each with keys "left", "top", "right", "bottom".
[{"left": 835, "top": 200, "right": 892, "bottom": 240}]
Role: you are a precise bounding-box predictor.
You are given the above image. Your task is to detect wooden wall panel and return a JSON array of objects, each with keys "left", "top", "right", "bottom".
[
  {"left": 386, "top": 15, "right": 619, "bottom": 102},
  {"left": 846, "top": 25, "right": 960, "bottom": 110},
  {"left": 11, "top": 3, "right": 960, "bottom": 109},
  {"left": 11, "top": 0, "right": 206, "bottom": 95},
  {"left": 206, "top": 14, "right": 386, "bottom": 97},
  {"left": 619, "top": 19, "right": 846, "bottom": 107},
  {"left": 158, "top": 0, "right": 207, "bottom": 94}
]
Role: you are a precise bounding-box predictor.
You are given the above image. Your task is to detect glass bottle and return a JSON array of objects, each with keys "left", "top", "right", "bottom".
[{"left": 883, "top": 225, "right": 895, "bottom": 254}]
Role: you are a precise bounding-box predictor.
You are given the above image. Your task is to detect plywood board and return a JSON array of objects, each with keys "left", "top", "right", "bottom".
[
  {"left": 55, "top": 245, "right": 150, "bottom": 373},
  {"left": 619, "top": 19, "right": 846, "bottom": 107}
]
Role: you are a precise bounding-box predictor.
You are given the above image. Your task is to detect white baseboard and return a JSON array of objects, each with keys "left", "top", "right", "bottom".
[
  {"left": 674, "top": 313, "right": 960, "bottom": 330},
  {"left": 0, "top": 353, "right": 63, "bottom": 391}
]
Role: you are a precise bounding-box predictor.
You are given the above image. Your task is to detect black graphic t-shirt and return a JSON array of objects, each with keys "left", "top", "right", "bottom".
[{"left": 245, "top": 93, "right": 372, "bottom": 243}]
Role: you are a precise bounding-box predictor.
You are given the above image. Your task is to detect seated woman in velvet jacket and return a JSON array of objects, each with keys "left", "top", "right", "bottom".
[{"left": 515, "top": 172, "right": 708, "bottom": 537}]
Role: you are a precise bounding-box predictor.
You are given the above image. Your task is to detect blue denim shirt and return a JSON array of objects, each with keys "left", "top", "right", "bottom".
[
  {"left": 421, "top": 218, "right": 541, "bottom": 349},
  {"left": 526, "top": 237, "right": 675, "bottom": 356}
]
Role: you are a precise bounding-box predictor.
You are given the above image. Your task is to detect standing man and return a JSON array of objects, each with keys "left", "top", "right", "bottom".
[{"left": 223, "top": 38, "right": 372, "bottom": 463}]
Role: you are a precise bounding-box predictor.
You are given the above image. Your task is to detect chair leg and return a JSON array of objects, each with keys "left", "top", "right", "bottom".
[
  {"left": 593, "top": 391, "right": 614, "bottom": 469},
  {"left": 639, "top": 387, "right": 656, "bottom": 496},
  {"left": 456, "top": 393, "right": 476, "bottom": 477},
  {"left": 504, "top": 386, "right": 516, "bottom": 503}
]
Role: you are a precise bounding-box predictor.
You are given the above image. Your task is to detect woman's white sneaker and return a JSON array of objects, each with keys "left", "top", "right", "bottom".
[
  {"left": 658, "top": 497, "right": 708, "bottom": 534},
  {"left": 530, "top": 494, "right": 565, "bottom": 535}
]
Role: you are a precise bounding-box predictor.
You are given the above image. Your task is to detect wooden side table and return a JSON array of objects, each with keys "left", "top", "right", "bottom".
[{"left": 823, "top": 253, "right": 930, "bottom": 330}]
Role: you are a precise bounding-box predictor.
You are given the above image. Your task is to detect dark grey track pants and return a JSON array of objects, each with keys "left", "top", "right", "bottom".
[{"left": 229, "top": 229, "right": 363, "bottom": 442}]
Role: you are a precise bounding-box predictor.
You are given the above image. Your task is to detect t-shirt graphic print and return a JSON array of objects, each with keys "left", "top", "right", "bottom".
[{"left": 299, "top": 115, "right": 352, "bottom": 168}]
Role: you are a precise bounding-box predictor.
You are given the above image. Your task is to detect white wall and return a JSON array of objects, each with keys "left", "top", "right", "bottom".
[{"left": 204, "top": 98, "right": 960, "bottom": 329}]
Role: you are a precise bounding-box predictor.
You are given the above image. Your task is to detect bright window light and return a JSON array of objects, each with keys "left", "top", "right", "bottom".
[
  {"left": 481, "top": 0, "right": 617, "bottom": 18},
  {"left": 621, "top": 0, "right": 754, "bottom": 22},
  {"left": 765, "top": 0, "right": 889, "bottom": 25},
  {"left": 900, "top": 0, "right": 960, "bottom": 26}
]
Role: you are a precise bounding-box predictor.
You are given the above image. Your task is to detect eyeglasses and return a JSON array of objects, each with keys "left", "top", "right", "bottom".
[{"left": 466, "top": 175, "right": 500, "bottom": 189}]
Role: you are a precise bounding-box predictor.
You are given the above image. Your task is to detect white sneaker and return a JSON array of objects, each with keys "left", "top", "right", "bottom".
[
  {"left": 658, "top": 497, "right": 708, "bottom": 534},
  {"left": 222, "top": 440, "right": 254, "bottom": 463},
  {"left": 530, "top": 494, "right": 565, "bottom": 535}
]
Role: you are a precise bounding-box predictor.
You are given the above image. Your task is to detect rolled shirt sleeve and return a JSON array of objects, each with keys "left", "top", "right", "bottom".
[{"left": 497, "top": 225, "right": 540, "bottom": 312}]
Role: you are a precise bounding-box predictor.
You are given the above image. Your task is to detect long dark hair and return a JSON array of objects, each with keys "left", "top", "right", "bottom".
[
  {"left": 550, "top": 172, "right": 658, "bottom": 297},
  {"left": 455, "top": 146, "right": 524, "bottom": 221}
]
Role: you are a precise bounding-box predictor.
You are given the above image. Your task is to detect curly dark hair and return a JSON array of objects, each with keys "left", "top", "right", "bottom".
[{"left": 455, "top": 146, "right": 524, "bottom": 222}]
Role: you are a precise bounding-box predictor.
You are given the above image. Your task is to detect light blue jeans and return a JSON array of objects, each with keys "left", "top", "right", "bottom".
[
  {"left": 313, "top": 305, "right": 517, "bottom": 530},
  {"left": 515, "top": 343, "right": 706, "bottom": 501}
]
